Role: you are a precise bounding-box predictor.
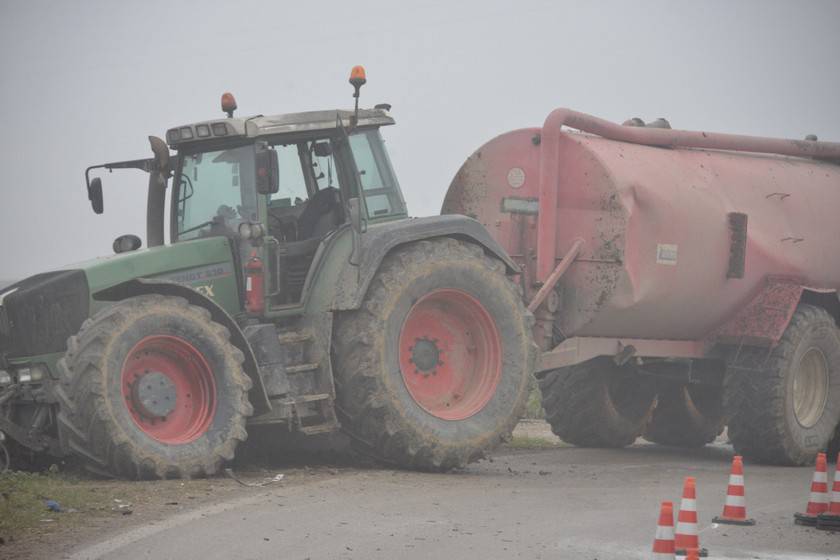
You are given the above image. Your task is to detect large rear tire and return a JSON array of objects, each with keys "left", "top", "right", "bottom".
[
  {"left": 56, "top": 295, "right": 252, "bottom": 478},
  {"left": 643, "top": 382, "right": 726, "bottom": 448},
  {"left": 332, "top": 238, "right": 536, "bottom": 470},
  {"left": 539, "top": 357, "right": 657, "bottom": 447},
  {"left": 725, "top": 305, "right": 840, "bottom": 465}
]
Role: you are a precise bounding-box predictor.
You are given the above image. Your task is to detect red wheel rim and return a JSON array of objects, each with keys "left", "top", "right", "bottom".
[
  {"left": 120, "top": 335, "right": 216, "bottom": 444},
  {"left": 398, "top": 289, "right": 502, "bottom": 420}
]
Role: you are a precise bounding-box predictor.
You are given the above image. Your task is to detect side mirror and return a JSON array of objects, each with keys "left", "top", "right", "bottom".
[
  {"left": 88, "top": 177, "right": 104, "bottom": 214},
  {"left": 255, "top": 144, "right": 279, "bottom": 195},
  {"left": 313, "top": 142, "right": 332, "bottom": 158}
]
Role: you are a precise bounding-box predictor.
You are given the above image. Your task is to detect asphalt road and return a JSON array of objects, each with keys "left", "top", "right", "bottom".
[{"left": 68, "top": 431, "right": 838, "bottom": 560}]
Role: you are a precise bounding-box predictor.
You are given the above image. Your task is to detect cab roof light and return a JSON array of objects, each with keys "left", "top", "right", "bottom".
[
  {"left": 196, "top": 124, "right": 211, "bottom": 138},
  {"left": 221, "top": 92, "right": 237, "bottom": 118},
  {"left": 211, "top": 122, "right": 228, "bottom": 136}
]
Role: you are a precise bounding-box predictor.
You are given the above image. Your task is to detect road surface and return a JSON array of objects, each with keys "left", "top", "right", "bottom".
[{"left": 68, "top": 426, "right": 838, "bottom": 560}]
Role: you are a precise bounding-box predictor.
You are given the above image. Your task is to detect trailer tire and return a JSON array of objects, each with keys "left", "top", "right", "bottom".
[
  {"left": 725, "top": 304, "right": 840, "bottom": 465},
  {"left": 643, "top": 383, "right": 725, "bottom": 447},
  {"left": 55, "top": 295, "right": 252, "bottom": 479},
  {"left": 332, "top": 238, "right": 536, "bottom": 471},
  {"left": 539, "top": 358, "right": 656, "bottom": 447}
]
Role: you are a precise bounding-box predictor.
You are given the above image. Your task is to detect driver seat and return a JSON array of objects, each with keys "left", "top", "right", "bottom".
[{"left": 296, "top": 187, "right": 342, "bottom": 240}]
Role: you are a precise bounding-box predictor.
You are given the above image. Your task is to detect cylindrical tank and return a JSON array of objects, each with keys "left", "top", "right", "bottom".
[{"left": 443, "top": 110, "right": 840, "bottom": 342}]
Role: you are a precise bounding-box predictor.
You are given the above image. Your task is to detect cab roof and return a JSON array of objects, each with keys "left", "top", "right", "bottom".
[{"left": 165, "top": 108, "right": 395, "bottom": 148}]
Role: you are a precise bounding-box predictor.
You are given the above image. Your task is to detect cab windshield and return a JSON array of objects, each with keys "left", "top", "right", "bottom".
[{"left": 175, "top": 145, "right": 259, "bottom": 241}]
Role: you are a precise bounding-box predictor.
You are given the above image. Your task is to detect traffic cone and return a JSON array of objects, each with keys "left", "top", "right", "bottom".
[
  {"left": 652, "top": 501, "right": 676, "bottom": 559},
  {"left": 675, "top": 477, "right": 708, "bottom": 557},
  {"left": 817, "top": 452, "right": 840, "bottom": 531},
  {"left": 685, "top": 548, "right": 701, "bottom": 560},
  {"left": 794, "top": 452, "right": 829, "bottom": 526},
  {"left": 713, "top": 455, "right": 755, "bottom": 525}
]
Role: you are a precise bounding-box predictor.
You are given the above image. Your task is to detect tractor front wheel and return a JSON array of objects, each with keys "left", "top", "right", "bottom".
[
  {"left": 56, "top": 295, "right": 252, "bottom": 478},
  {"left": 332, "top": 238, "right": 536, "bottom": 470}
]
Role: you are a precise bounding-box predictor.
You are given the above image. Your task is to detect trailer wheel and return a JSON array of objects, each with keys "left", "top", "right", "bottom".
[
  {"left": 539, "top": 358, "right": 656, "bottom": 447},
  {"left": 332, "top": 238, "right": 536, "bottom": 471},
  {"left": 725, "top": 305, "right": 840, "bottom": 465},
  {"left": 55, "top": 295, "right": 252, "bottom": 479},
  {"left": 643, "top": 383, "right": 725, "bottom": 447}
]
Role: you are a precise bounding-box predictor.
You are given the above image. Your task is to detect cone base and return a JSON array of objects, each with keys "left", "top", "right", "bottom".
[
  {"left": 675, "top": 547, "right": 709, "bottom": 557},
  {"left": 713, "top": 515, "right": 756, "bottom": 526},
  {"left": 816, "top": 513, "right": 840, "bottom": 531},
  {"left": 793, "top": 512, "right": 820, "bottom": 526}
]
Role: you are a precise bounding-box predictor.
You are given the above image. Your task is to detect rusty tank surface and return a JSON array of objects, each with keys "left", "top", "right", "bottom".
[{"left": 443, "top": 109, "right": 840, "bottom": 466}]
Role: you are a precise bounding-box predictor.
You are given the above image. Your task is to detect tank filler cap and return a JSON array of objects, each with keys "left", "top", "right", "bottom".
[
  {"left": 646, "top": 118, "right": 672, "bottom": 129},
  {"left": 805, "top": 134, "right": 818, "bottom": 141},
  {"left": 622, "top": 117, "right": 644, "bottom": 127}
]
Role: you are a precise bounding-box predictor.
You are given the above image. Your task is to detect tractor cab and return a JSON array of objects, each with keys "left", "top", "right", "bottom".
[{"left": 86, "top": 68, "right": 407, "bottom": 312}]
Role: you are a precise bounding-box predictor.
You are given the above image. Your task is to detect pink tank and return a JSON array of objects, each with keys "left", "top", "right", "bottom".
[{"left": 443, "top": 109, "right": 840, "bottom": 355}]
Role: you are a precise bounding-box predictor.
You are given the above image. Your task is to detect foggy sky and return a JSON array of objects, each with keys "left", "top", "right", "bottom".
[{"left": 1, "top": 0, "right": 838, "bottom": 280}]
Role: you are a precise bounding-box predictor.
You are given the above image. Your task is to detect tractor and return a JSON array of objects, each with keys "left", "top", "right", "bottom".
[{"left": 0, "top": 67, "right": 536, "bottom": 478}]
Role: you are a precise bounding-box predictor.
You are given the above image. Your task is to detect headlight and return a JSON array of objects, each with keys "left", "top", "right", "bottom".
[
  {"left": 0, "top": 370, "right": 10, "bottom": 385},
  {"left": 17, "top": 368, "right": 31, "bottom": 383},
  {"left": 30, "top": 364, "right": 47, "bottom": 381}
]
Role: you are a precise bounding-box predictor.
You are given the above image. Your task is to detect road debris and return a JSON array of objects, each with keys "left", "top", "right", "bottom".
[{"left": 224, "top": 469, "right": 284, "bottom": 487}]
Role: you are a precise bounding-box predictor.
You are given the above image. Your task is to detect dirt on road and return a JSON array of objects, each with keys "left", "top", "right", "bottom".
[{"left": 2, "top": 421, "right": 837, "bottom": 560}]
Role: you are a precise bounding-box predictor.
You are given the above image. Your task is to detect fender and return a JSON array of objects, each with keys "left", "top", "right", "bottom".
[
  {"left": 94, "top": 279, "right": 271, "bottom": 414},
  {"left": 710, "top": 276, "right": 838, "bottom": 347},
  {"left": 332, "top": 214, "right": 520, "bottom": 310}
]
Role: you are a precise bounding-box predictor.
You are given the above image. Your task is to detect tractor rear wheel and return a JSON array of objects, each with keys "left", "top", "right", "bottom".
[
  {"left": 643, "top": 382, "right": 726, "bottom": 448},
  {"left": 56, "top": 295, "right": 252, "bottom": 478},
  {"left": 539, "top": 358, "right": 656, "bottom": 447},
  {"left": 725, "top": 305, "right": 840, "bottom": 465},
  {"left": 332, "top": 238, "right": 536, "bottom": 470}
]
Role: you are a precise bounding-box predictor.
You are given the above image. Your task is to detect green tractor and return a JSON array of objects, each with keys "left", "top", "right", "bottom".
[{"left": 0, "top": 68, "right": 536, "bottom": 478}]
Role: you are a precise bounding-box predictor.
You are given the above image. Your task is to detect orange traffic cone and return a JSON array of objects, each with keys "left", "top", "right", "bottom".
[
  {"left": 713, "top": 455, "right": 755, "bottom": 525},
  {"left": 685, "top": 548, "right": 701, "bottom": 560},
  {"left": 675, "top": 477, "right": 708, "bottom": 557},
  {"left": 653, "top": 501, "right": 676, "bottom": 559},
  {"left": 817, "top": 452, "right": 840, "bottom": 531},
  {"left": 795, "top": 452, "right": 829, "bottom": 526}
]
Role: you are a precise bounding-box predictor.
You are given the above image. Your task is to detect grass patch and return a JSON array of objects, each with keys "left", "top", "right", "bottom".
[
  {"left": 506, "top": 436, "right": 559, "bottom": 449},
  {"left": 0, "top": 470, "right": 112, "bottom": 541},
  {"left": 523, "top": 381, "right": 545, "bottom": 420}
]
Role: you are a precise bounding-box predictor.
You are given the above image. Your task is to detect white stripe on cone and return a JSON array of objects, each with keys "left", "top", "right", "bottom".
[{"left": 724, "top": 495, "right": 745, "bottom": 507}]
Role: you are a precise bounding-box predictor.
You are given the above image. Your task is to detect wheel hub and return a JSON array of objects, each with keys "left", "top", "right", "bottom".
[
  {"left": 132, "top": 371, "right": 178, "bottom": 418},
  {"left": 121, "top": 335, "right": 216, "bottom": 444},
  {"left": 410, "top": 337, "right": 442, "bottom": 376},
  {"left": 398, "top": 288, "right": 502, "bottom": 421},
  {"left": 793, "top": 347, "right": 830, "bottom": 429}
]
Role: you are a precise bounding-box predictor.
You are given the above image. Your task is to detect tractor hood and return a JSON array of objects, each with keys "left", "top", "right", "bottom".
[
  {"left": 73, "top": 237, "right": 235, "bottom": 296},
  {"left": 0, "top": 237, "right": 235, "bottom": 359}
]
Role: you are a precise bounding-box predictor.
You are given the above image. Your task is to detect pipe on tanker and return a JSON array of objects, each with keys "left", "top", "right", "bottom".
[{"left": 535, "top": 108, "right": 840, "bottom": 281}]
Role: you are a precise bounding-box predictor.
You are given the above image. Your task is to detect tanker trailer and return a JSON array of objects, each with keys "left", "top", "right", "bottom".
[{"left": 442, "top": 109, "right": 840, "bottom": 465}]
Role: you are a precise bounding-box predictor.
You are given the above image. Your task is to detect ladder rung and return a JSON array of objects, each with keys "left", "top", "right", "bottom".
[{"left": 286, "top": 362, "right": 319, "bottom": 374}]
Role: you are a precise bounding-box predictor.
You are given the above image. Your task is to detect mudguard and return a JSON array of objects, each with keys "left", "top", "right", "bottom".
[{"left": 332, "top": 214, "right": 520, "bottom": 310}]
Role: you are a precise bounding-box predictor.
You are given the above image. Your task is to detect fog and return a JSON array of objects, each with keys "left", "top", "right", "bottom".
[{"left": 1, "top": 0, "right": 838, "bottom": 280}]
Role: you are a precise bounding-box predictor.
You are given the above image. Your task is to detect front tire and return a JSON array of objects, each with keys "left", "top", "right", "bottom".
[
  {"left": 56, "top": 295, "right": 252, "bottom": 478},
  {"left": 539, "top": 358, "right": 657, "bottom": 447},
  {"left": 332, "top": 238, "right": 536, "bottom": 470},
  {"left": 725, "top": 305, "right": 840, "bottom": 465}
]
